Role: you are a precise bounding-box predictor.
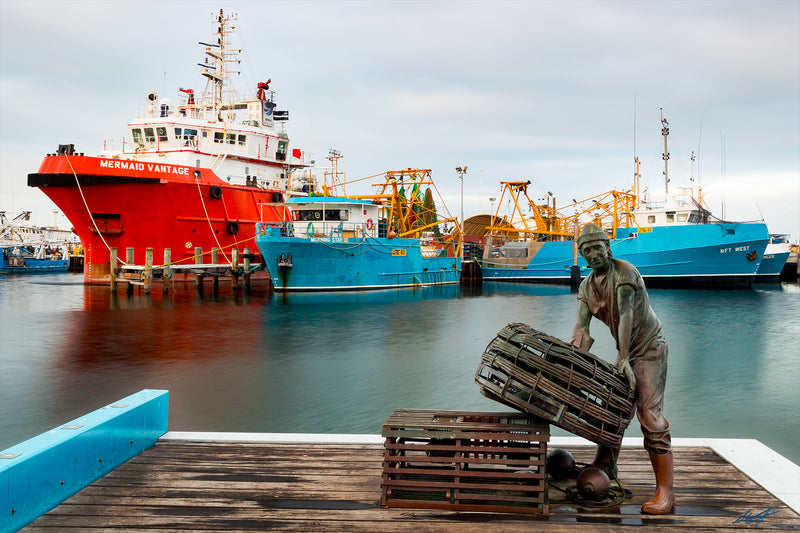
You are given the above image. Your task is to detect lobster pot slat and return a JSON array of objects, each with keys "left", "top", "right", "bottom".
[{"left": 474, "top": 323, "right": 634, "bottom": 448}]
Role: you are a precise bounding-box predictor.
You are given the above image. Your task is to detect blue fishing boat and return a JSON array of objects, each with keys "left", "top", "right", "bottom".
[
  {"left": 1, "top": 245, "right": 69, "bottom": 274},
  {"left": 479, "top": 113, "right": 771, "bottom": 288},
  {"left": 482, "top": 220, "right": 769, "bottom": 288},
  {"left": 480, "top": 179, "right": 770, "bottom": 289},
  {"left": 255, "top": 169, "right": 461, "bottom": 291},
  {"left": 1, "top": 210, "right": 76, "bottom": 274}
]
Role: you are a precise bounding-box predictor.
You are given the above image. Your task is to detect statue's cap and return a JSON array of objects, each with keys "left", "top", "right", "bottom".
[{"left": 577, "top": 223, "right": 609, "bottom": 250}]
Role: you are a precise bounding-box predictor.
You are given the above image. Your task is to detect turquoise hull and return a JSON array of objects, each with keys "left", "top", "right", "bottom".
[
  {"left": 481, "top": 222, "right": 770, "bottom": 288},
  {"left": 255, "top": 224, "right": 461, "bottom": 291}
]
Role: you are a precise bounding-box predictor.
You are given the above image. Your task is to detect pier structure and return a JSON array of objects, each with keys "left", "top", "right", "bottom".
[
  {"left": 108, "top": 247, "right": 262, "bottom": 295},
  {"left": 3, "top": 391, "right": 799, "bottom": 532}
]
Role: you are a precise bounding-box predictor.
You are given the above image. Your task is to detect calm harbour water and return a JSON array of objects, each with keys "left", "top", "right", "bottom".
[{"left": 1, "top": 272, "right": 798, "bottom": 465}]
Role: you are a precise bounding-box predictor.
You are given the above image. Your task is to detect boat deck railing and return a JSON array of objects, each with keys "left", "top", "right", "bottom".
[{"left": 257, "top": 220, "right": 382, "bottom": 241}]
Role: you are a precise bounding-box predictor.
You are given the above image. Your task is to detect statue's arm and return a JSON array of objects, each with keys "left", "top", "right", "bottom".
[
  {"left": 616, "top": 284, "right": 636, "bottom": 389},
  {"left": 571, "top": 299, "right": 594, "bottom": 351}
]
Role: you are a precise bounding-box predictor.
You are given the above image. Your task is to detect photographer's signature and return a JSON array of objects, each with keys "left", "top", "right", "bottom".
[{"left": 733, "top": 505, "right": 780, "bottom": 526}]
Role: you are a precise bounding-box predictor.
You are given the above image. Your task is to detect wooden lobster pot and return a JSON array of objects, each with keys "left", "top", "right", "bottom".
[
  {"left": 475, "top": 322, "right": 634, "bottom": 448},
  {"left": 380, "top": 409, "right": 549, "bottom": 514}
]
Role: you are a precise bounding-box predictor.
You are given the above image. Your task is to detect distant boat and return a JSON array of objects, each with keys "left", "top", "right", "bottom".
[
  {"left": 1, "top": 245, "right": 69, "bottom": 274},
  {"left": 255, "top": 169, "right": 461, "bottom": 291},
  {"left": 27, "top": 10, "right": 312, "bottom": 284},
  {"left": 481, "top": 189, "right": 769, "bottom": 289},
  {"left": 479, "top": 113, "right": 770, "bottom": 288},
  {"left": 1, "top": 210, "right": 78, "bottom": 274},
  {"left": 755, "top": 234, "right": 792, "bottom": 282}
]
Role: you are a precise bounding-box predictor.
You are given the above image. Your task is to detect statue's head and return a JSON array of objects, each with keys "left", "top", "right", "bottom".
[{"left": 578, "top": 223, "right": 612, "bottom": 272}]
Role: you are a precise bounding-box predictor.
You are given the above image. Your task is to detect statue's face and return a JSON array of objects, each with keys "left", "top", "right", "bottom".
[{"left": 580, "top": 241, "right": 612, "bottom": 273}]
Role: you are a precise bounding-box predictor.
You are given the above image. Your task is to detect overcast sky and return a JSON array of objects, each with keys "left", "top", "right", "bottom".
[{"left": 1, "top": 0, "right": 798, "bottom": 241}]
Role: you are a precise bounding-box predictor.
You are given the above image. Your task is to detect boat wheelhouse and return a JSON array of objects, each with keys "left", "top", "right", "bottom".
[{"left": 255, "top": 169, "right": 461, "bottom": 291}]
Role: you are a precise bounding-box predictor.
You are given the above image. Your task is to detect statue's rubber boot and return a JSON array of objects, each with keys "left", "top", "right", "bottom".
[
  {"left": 641, "top": 452, "right": 675, "bottom": 514},
  {"left": 591, "top": 445, "right": 620, "bottom": 479}
]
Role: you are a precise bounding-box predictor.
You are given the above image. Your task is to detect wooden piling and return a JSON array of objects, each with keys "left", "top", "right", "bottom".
[
  {"left": 143, "top": 248, "right": 153, "bottom": 295},
  {"left": 109, "top": 248, "right": 118, "bottom": 290},
  {"left": 195, "top": 247, "right": 204, "bottom": 293},
  {"left": 211, "top": 248, "right": 219, "bottom": 292},
  {"left": 231, "top": 248, "right": 240, "bottom": 289},
  {"left": 243, "top": 248, "right": 252, "bottom": 289},
  {"left": 460, "top": 260, "right": 483, "bottom": 285},
  {"left": 126, "top": 246, "right": 134, "bottom": 295},
  {"left": 163, "top": 249, "right": 171, "bottom": 294}
]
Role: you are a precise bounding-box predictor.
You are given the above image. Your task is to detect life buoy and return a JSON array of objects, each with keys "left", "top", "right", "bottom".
[
  {"left": 746, "top": 250, "right": 757, "bottom": 261},
  {"left": 366, "top": 218, "right": 374, "bottom": 230},
  {"left": 226, "top": 221, "right": 239, "bottom": 234},
  {"left": 209, "top": 185, "right": 222, "bottom": 199}
]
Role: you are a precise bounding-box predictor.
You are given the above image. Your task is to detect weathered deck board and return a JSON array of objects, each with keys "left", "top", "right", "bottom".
[{"left": 22, "top": 441, "right": 799, "bottom": 531}]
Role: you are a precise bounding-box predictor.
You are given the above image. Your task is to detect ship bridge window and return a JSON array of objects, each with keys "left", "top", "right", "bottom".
[
  {"left": 132, "top": 128, "right": 143, "bottom": 145},
  {"left": 238, "top": 134, "right": 246, "bottom": 146},
  {"left": 176, "top": 128, "right": 197, "bottom": 147},
  {"left": 292, "top": 209, "right": 350, "bottom": 222},
  {"left": 647, "top": 215, "right": 656, "bottom": 224},
  {"left": 214, "top": 132, "right": 224, "bottom": 143},
  {"left": 276, "top": 140, "right": 288, "bottom": 161},
  {"left": 688, "top": 213, "right": 700, "bottom": 223},
  {"left": 144, "top": 127, "right": 155, "bottom": 143},
  {"left": 666, "top": 211, "right": 675, "bottom": 223},
  {"left": 226, "top": 133, "right": 236, "bottom": 145},
  {"left": 677, "top": 213, "right": 688, "bottom": 222},
  {"left": 157, "top": 127, "right": 168, "bottom": 142}
]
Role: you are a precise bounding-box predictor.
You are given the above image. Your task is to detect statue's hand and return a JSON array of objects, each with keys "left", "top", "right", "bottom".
[{"left": 616, "top": 358, "right": 636, "bottom": 391}]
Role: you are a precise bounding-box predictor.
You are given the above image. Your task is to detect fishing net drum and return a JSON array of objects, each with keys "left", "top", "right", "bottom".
[{"left": 475, "top": 323, "right": 635, "bottom": 448}]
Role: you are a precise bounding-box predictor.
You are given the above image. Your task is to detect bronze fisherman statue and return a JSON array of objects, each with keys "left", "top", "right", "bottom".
[{"left": 571, "top": 223, "right": 675, "bottom": 514}]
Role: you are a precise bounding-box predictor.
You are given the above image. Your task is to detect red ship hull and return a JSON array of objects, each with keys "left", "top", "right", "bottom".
[{"left": 29, "top": 154, "right": 289, "bottom": 284}]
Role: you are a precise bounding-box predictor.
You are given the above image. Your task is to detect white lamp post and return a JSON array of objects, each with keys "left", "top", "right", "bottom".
[{"left": 455, "top": 166, "right": 467, "bottom": 259}]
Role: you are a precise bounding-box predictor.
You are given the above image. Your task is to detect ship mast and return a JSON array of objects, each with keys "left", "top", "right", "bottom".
[
  {"left": 198, "top": 10, "right": 241, "bottom": 120},
  {"left": 661, "top": 108, "right": 670, "bottom": 197},
  {"left": 634, "top": 156, "right": 641, "bottom": 210}
]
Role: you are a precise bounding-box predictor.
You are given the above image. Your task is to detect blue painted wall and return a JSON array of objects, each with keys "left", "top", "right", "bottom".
[{"left": 0, "top": 389, "right": 168, "bottom": 532}]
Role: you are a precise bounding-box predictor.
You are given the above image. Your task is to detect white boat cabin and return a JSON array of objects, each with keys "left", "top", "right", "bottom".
[
  {"left": 634, "top": 190, "right": 710, "bottom": 227},
  {"left": 287, "top": 198, "right": 385, "bottom": 239}
]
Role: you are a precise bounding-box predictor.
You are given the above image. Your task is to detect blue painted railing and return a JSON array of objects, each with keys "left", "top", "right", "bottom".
[{"left": 0, "top": 389, "right": 169, "bottom": 532}]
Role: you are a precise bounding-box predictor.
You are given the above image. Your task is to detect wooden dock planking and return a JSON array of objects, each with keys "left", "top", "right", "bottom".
[{"left": 22, "top": 441, "right": 800, "bottom": 532}]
